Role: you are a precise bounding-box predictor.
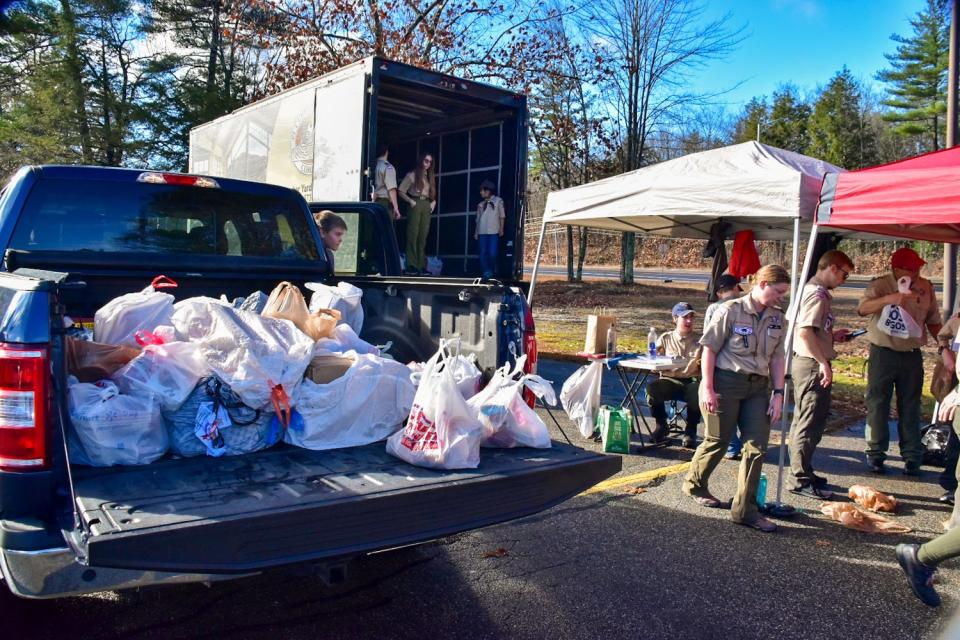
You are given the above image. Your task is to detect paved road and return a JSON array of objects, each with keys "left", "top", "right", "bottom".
[
  {"left": 5, "top": 359, "right": 958, "bottom": 639},
  {"left": 526, "top": 266, "right": 944, "bottom": 293}
]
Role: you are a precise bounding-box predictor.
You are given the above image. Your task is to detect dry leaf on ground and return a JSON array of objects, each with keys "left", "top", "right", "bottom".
[{"left": 483, "top": 547, "right": 509, "bottom": 558}]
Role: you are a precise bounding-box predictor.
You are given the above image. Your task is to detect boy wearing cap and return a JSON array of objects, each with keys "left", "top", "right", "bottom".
[
  {"left": 858, "top": 247, "right": 942, "bottom": 475},
  {"left": 475, "top": 180, "right": 505, "bottom": 279},
  {"left": 649, "top": 302, "right": 702, "bottom": 448}
]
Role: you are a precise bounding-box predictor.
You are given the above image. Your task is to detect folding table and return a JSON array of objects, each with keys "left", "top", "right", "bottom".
[{"left": 605, "top": 355, "right": 692, "bottom": 444}]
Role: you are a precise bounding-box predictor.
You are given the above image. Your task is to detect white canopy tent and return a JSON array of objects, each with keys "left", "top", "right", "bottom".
[{"left": 528, "top": 141, "right": 843, "bottom": 305}]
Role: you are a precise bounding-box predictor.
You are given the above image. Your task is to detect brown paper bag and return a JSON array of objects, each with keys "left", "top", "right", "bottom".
[
  {"left": 304, "top": 308, "right": 341, "bottom": 341},
  {"left": 931, "top": 358, "right": 957, "bottom": 403},
  {"left": 263, "top": 282, "right": 340, "bottom": 341},
  {"left": 583, "top": 307, "right": 616, "bottom": 354},
  {"left": 304, "top": 353, "right": 355, "bottom": 384},
  {"left": 66, "top": 338, "right": 140, "bottom": 382}
]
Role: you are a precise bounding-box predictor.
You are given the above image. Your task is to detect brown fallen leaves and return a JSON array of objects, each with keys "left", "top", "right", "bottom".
[
  {"left": 622, "top": 486, "right": 648, "bottom": 495},
  {"left": 482, "top": 547, "right": 510, "bottom": 558}
]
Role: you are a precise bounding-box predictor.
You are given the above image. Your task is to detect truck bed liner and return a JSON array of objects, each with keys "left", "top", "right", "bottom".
[{"left": 72, "top": 442, "right": 620, "bottom": 573}]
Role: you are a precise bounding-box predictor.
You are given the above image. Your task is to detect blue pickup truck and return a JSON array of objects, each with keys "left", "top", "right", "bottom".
[{"left": 0, "top": 165, "right": 619, "bottom": 599}]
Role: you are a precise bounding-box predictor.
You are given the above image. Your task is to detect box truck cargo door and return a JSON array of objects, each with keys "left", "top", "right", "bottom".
[{"left": 312, "top": 71, "right": 369, "bottom": 202}]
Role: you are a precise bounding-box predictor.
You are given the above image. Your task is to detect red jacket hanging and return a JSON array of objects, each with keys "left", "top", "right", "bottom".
[{"left": 728, "top": 230, "right": 761, "bottom": 279}]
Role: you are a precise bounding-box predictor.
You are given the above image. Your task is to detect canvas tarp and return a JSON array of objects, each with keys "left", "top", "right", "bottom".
[{"left": 542, "top": 141, "right": 843, "bottom": 241}]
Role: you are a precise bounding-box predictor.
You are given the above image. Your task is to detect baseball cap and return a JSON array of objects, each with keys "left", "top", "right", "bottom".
[
  {"left": 891, "top": 247, "right": 926, "bottom": 272},
  {"left": 715, "top": 274, "right": 742, "bottom": 294},
  {"left": 672, "top": 302, "right": 695, "bottom": 318}
]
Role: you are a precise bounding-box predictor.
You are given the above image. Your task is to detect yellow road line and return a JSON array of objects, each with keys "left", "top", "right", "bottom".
[{"left": 581, "top": 461, "right": 691, "bottom": 495}]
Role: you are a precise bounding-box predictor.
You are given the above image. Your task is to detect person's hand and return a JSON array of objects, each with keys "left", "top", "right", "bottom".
[
  {"left": 393, "top": 207, "right": 401, "bottom": 220},
  {"left": 703, "top": 387, "right": 718, "bottom": 414},
  {"left": 944, "top": 348, "right": 957, "bottom": 374},
  {"left": 768, "top": 393, "right": 784, "bottom": 422},
  {"left": 430, "top": 201, "right": 436, "bottom": 212},
  {"left": 832, "top": 328, "right": 850, "bottom": 343},
  {"left": 498, "top": 228, "right": 504, "bottom": 237},
  {"left": 474, "top": 232, "right": 479, "bottom": 241},
  {"left": 886, "top": 292, "right": 908, "bottom": 306},
  {"left": 940, "top": 389, "right": 960, "bottom": 422},
  {"left": 818, "top": 361, "right": 833, "bottom": 388}
]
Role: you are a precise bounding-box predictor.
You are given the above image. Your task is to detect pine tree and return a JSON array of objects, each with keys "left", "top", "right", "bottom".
[
  {"left": 808, "top": 67, "right": 878, "bottom": 169},
  {"left": 877, "top": 0, "right": 949, "bottom": 151}
]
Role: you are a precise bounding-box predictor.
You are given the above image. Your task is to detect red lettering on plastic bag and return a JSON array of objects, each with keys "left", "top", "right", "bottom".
[{"left": 401, "top": 404, "right": 439, "bottom": 451}]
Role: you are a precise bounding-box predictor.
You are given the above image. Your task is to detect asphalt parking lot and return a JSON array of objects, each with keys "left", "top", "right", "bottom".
[{"left": 5, "top": 358, "right": 959, "bottom": 639}]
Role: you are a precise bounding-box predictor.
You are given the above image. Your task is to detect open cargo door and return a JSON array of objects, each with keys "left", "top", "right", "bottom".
[{"left": 312, "top": 67, "right": 370, "bottom": 202}]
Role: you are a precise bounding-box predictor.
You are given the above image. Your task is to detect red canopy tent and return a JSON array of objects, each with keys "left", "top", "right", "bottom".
[{"left": 816, "top": 145, "right": 960, "bottom": 243}]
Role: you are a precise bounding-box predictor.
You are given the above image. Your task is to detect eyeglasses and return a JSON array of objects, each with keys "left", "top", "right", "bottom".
[
  {"left": 838, "top": 267, "right": 850, "bottom": 281},
  {"left": 423, "top": 158, "right": 433, "bottom": 164}
]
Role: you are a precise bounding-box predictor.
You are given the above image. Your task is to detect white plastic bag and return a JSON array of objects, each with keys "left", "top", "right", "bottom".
[
  {"left": 68, "top": 380, "right": 167, "bottom": 466},
  {"left": 94, "top": 276, "right": 178, "bottom": 347},
  {"left": 386, "top": 346, "right": 483, "bottom": 469},
  {"left": 306, "top": 282, "right": 364, "bottom": 333},
  {"left": 313, "top": 324, "right": 379, "bottom": 356},
  {"left": 426, "top": 256, "right": 443, "bottom": 277},
  {"left": 469, "top": 358, "right": 554, "bottom": 449},
  {"left": 112, "top": 341, "right": 210, "bottom": 412},
  {"left": 560, "top": 360, "right": 603, "bottom": 438},
  {"left": 170, "top": 297, "right": 314, "bottom": 411},
  {"left": 407, "top": 343, "right": 480, "bottom": 399},
  {"left": 878, "top": 276, "right": 923, "bottom": 340},
  {"left": 285, "top": 353, "right": 416, "bottom": 451}
]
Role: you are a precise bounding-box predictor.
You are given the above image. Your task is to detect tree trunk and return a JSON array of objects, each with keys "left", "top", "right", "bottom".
[
  {"left": 620, "top": 232, "right": 635, "bottom": 284},
  {"left": 59, "top": 0, "right": 94, "bottom": 164},
  {"left": 206, "top": 0, "right": 221, "bottom": 96},
  {"left": 576, "top": 227, "right": 588, "bottom": 281},
  {"left": 566, "top": 226, "right": 575, "bottom": 281}
]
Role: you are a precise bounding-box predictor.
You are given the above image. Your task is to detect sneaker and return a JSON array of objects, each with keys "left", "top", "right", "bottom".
[
  {"left": 811, "top": 473, "right": 829, "bottom": 487},
  {"left": 681, "top": 435, "right": 697, "bottom": 449},
  {"left": 867, "top": 459, "right": 886, "bottom": 475},
  {"left": 939, "top": 491, "right": 955, "bottom": 506},
  {"left": 789, "top": 483, "right": 835, "bottom": 500},
  {"left": 649, "top": 423, "right": 670, "bottom": 444},
  {"left": 896, "top": 543, "right": 941, "bottom": 607},
  {"left": 724, "top": 451, "right": 742, "bottom": 460}
]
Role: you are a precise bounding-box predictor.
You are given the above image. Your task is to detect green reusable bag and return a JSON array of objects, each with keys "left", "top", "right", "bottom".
[{"left": 597, "top": 405, "right": 631, "bottom": 454}]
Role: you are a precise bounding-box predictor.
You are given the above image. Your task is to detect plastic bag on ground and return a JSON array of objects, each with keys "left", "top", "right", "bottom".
[
  {"left": 819, "top": 502, "right": 911, "bottom": 533},
  {"left": 285, "top": 353, "right": 416, "bottom": 451},
  {"left": 306, "top": 282, "right": 365, "bottom": 333},
  {"left": 68, "top": 380, "right": 167, "bottom": 466},
  {"left": 170, "top": 297, "right": 314, "bottom": 411},
  {"left": 386, "top": 346, "right": 483, "bottom": 469},
  {"left": 66, "top": 337, "right": 140, "bottom": 383},
  {"left": 877, "top": 276, "right": 923, "bottom": 340},
  {"left": 847, "top": 484, "right": 898, "bottom": 513},
  {"left": 163, "top": 377, "right": 279, "bottom": 457},
  {"left": 262, "top": 281, "right": 341, "bottom": 341},
  {"left": 560, "top": 360, "right": 604, "bottom": 438},
  {"left": 94, "top": 276, "right": 178, "bottom": 346},
  {"left": 112, "top": 342, "right": 210, "bottom": 412}
]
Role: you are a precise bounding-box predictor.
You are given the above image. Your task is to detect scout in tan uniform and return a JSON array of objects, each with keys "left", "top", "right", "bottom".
[
  {"left": 682, "top": 264, "right": 790, "bottom": 533},
  {"left": 398, "top": 153, "right": 437, "bottom": 275},
  {"left": 648, "top": 302, "right": 702, "bottom": 449},
  {"left": 858, "top": 247, "right": 942, "bottom": 475},
  {"left": 372, "top": 145, "right": 400, "bottom": 221},
  {"left": 787, "top": 250, "right": 854, "bottom": 499},
  {"left": 935, "top": 314, "right": 960, "bottom": 504}
]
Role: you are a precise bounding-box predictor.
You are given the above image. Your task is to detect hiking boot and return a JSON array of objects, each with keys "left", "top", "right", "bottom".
[
  {"left": 681, "top": 435, "right": 697, "bottom": 449},
  {"left": 867, "top": 459, "right": 886, "bottom": 475},
  {"left": 896, "top": 543, "right": 941, "bottom": 607},
  {"left": 649, "top": 422, "right": 670, "bottom": 444},
  {"left": 811, "top": 473, "right": 828, "bottom": 487},
  {"left": 903, "top": 462, "right": 922, "bottom": 477}
]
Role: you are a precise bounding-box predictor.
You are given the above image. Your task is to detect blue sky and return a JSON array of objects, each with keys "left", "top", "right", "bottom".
[{"left": 689, "top": 0, "right": 931, "bottom": 110}]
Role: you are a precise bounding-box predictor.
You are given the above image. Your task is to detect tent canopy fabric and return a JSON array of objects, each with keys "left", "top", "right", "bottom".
[
  {"left": 817, "top": 145, "right": 960, "bottom": 243},
  {"left": 542, "top": 141, "right": 843, "bottom": 241}
]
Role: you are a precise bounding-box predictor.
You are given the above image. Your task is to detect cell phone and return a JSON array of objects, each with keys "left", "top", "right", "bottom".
[{"left": 848, "top": 329, "right": 867, "bottom": 338}]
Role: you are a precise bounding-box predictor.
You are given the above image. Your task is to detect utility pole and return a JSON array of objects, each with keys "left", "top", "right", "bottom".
[{"left": 945, "top": 0, "right": 959, "bottom": 317}]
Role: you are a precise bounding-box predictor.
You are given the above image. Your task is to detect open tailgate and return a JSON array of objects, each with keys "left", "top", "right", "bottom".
[{"left": 69, "top": 442, "right": 620, "bottom": 573}]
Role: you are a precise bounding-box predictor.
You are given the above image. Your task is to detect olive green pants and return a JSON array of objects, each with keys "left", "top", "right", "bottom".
[
  {"left": 920, "top": 525, "right": 960, "bottom": 566},
  {"left": 683, "top": 368, "right": 771, "bottom": 523},
  {"left": 406, "top": 199, "right": 432, "bottom": 271},
  {"left": 788, "top": 356, "right": 831, "bottom": 489},
  {"left": 375, "top": 197, "right": 394, "bottom": 215},
  {"left": 865, "top": 344, "right": 924, "bottom": 465}
]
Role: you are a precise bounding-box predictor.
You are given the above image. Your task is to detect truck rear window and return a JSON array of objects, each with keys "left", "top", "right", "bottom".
[{"left": 10, "top": 178, "right": 320, "bottom": 261}]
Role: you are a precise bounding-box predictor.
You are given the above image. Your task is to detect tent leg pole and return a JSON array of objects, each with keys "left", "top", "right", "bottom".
[
  {"left": 790, "top": 217, "right": 801, "bottom": 300},
  {"left": 527, "top": 218, "right": 549, "bottom": 307},
  {"left": 769, "top": 223, "right": 819, "bottom": 517}
]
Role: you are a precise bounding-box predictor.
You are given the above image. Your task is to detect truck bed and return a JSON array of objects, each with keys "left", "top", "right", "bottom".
[{"left": 71, "top": 441, "right": 620, "bottom": 574}]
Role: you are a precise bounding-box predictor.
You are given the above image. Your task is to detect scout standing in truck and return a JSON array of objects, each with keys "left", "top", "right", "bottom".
[
  {"left": 373, "top": 145, "right": 400, "bottom": 221},
  {"left": 398, "top": 153, "right": 437, "bottom": 276}
]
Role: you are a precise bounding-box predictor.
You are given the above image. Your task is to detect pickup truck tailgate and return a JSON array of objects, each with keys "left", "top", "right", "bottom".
[{"left": 71, "top": 442, "right": 620, "bottom": 573}]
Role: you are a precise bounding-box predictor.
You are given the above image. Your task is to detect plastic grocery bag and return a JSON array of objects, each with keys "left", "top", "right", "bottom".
[
  {"left": 66, "top": 337, "right": 140, "bottom": 383},
  {"left": 877, "top": 276, "right": 923, "bottom": 340},
  {"left": 819, "top": 502, "right": 911, "bottom": 534},
  {"left": 112, "top": 342, "right": 210, "bottom": 412},
  {"left": 597, "top": 405, "right": 631, "bottom": 454},
  {"left": 285, "top": 353, "right": 416, "bottom": 451},
  {"left": 262, "top": 281, "right": 341, "bottom": 341},
  {"left": 306, "top": 282, "right": 365, "bottom": 333},
  {"left": 469, "top": 359, "right": 554, "bottom": 449},
  {"left": 425, "top": 256, "right": 443, "bottom": 277},
  {"left": 68, "top": 380, "right": 167, "bottom": 466},
  {"left": 848, "top": 484, "right": 898, "bottom": 513},
  {"left": 94, "top": 276, "right": 178, "bottom": 347},
  {"left": 163, "top": 377, "right": 279, "bottom": 457},
  {"left": 560, "top": 360, "right": 604, "bottom": 438},
  {"left": 451, "top": 354, "right": 482, "bottom": 399},
  {"left": 313, "top": 324, "right": 379, "bottom": 356},
  {"left": 386, "top": 346, "right": 483, "bottom": 469},
  {"left": 170, "top": 297, "right": 314, "bottom": 412}
]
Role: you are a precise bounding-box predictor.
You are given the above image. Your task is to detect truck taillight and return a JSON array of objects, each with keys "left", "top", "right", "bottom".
[
  {"left": 0, "top": 345, "right": 49, "bottom": 471},
  {"left": 522, "top": 304, "right": 538, "bottom": 408}
]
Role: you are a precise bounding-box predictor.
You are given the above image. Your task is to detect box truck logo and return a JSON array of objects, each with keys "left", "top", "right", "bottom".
[{"left": 290, "top": 110, "right": 314, "bottom": 175}]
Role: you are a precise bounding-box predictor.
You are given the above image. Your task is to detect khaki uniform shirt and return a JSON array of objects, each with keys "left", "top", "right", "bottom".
[
  {"left": 700, "top": 296, "right": 787, "bottom": 378},
  {"left": 476, "top": 196, "right": 506, "bottom": 235},
  {"left": 373, "top": 158, "right": 398, "bottom": 198},
  {"left": 398, "top": 171, "right": 434, "bottom": 200},
  {"left": 657, "top": 328, "right": 701, "bottom": 378},
  {"left": 862, "top": 272, "right": 941, "bottom": 351},
  {"left": 793, "top": 278, "right": 836, "bottom": 361},
  {"left": 938, "top": 313, "right": 960, "bottom": 350}
]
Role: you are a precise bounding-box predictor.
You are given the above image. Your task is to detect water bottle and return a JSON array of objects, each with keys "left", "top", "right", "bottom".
[
  {"left": 605, "top": 323, "right": 618, "bottom": 358},
  {"left": 757, "top": 472, "right": 768, "bottom": 507},
  {"left": 647, "top": 327, "right": 657, "bottom": 358}
]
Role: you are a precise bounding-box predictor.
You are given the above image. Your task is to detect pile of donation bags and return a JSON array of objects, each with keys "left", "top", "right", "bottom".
[{"left": 66, "top": 277, "right": 556, "bottom": 470}]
